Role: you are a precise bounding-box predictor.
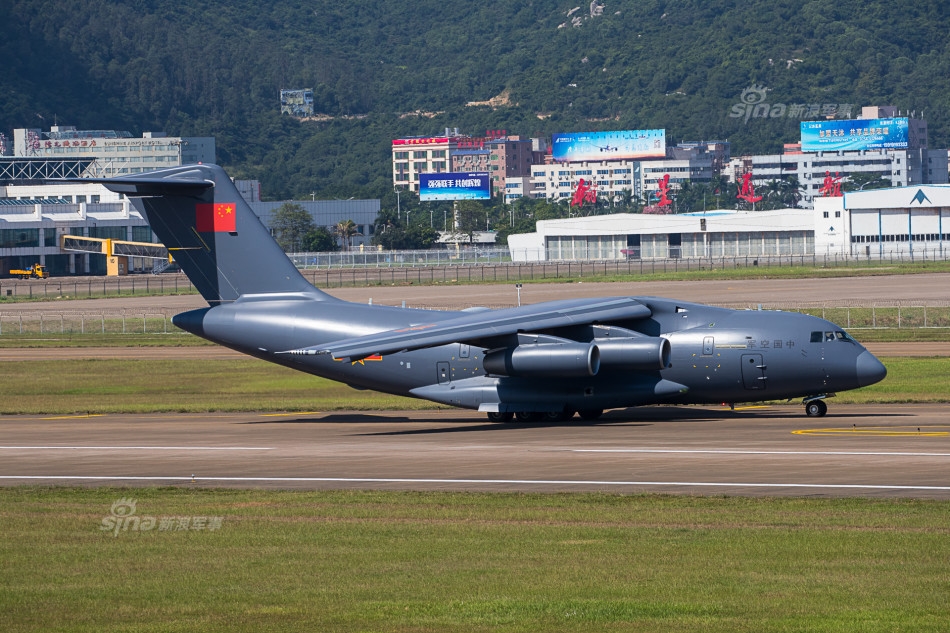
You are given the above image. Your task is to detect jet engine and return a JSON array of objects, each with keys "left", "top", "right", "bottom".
[
  {"left": 483, "top": 342, "right": 600, "bottom": 377},
  {"left": 595, "top": 336, "right": 671, "bottom": 371}
]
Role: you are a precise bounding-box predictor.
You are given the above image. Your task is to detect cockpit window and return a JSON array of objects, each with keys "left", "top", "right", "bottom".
[{"left": 811, "top": 330, "right": 856, "bottom": 343}]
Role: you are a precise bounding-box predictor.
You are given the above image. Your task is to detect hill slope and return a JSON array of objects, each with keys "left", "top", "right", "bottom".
[{"left": 2, "top": 0, "right": 948, "bottom": 199}]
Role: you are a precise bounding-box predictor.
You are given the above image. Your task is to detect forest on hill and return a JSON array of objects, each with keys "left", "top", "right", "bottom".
[{"left": 2, "top": 0, "right": 949, "bottom": 204}]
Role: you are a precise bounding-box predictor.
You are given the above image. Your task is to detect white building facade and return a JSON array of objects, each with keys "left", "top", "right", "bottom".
[
  {"left": 13, "top": 126, "right": 214, "bottom": 177},
  {"left": 509, "top": 209, "right": 815, "bottom": 262},
  {"left": 728, "top": 147, "right": 948, "bottom": 207},
  {"left": 816, "top": 186, "right": 950, "bottom": 258},
  {"left": 509, "top": 184, "right": 950, "bottom": 263}
]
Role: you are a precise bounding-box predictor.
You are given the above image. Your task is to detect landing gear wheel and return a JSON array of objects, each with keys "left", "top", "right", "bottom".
[
  {"left": 578, "top": 408, "right": 604, "bottom": 421},
  {"left": 486, "top": 411, "right": 513, "bottom": 423},
  {"left": 805, "top": 400, "right": 827, "bottom": 418},
  {"left": 544, "top": 407, "right": 576, "bottom": 422},
  {"left": 516, "top": 411, "right": 542, "bottom": 422}
]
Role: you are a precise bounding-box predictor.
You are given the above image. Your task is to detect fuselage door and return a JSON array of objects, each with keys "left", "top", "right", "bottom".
[{"left": 740, "top": 353, "right": 766, "bottom": 390}]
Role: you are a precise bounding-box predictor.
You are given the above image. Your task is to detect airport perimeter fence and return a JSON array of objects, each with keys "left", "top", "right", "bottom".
[
  {"left": 3, "top": 301, "right": 950, "bottom": 337},
  {"left": 2, "top": 250, "right": 950, "bottom": 299}
]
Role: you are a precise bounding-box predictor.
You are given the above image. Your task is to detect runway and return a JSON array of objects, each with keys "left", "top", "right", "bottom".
[{"left": 3, "top": 405, "right": 949, "bottom": 498}]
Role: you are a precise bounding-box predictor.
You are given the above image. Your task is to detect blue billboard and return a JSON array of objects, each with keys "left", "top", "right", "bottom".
[
  {"left": 419, "top": 172, "right": 491, "bottom": 201},
  {"left": 801, "top": 117, "right": 908, "bottom": 152},
  {"left": 552, "top": 129, "right": 666, "bottom": 162}
]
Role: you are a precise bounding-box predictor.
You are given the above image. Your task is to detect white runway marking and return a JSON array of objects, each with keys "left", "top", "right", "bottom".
[
  {"left": 0, "top": 446, "right": 273, "bottom": 451},
  {"left": 1, "top": 475, "right": 949, "bottom": 491},
  {"left": 572, "top": 449, "right": 950, "bottom": 457}
]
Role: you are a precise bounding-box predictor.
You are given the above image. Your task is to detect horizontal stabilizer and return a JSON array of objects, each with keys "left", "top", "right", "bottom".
[{"left": 67, "top": 167, "right": 214, "bottom": 197}]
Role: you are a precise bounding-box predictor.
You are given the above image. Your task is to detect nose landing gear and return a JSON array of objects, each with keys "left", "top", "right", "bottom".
[{"left": 803, "top": 396, "right": 829, "bottom": 417}]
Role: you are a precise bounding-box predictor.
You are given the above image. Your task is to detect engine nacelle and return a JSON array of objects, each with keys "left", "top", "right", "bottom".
[
  {"left": 483, "top": 343, "right": 600, "bottom": 377},
  {"left": 596, "top": 336, "right": 671, "bottom": 371}
]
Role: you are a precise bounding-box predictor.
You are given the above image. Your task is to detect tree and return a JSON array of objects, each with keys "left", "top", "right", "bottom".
[
  {"left": 454, "top": 200, "right": 486, "bottom": 244},
  {"left": 334, "top": 219, "right": 359, "bottom": 251},
  {"left": 371, "top": 207, "right": 440, "bottom": 249},
  {"left": 842, "top": 173, "right": 890, "bottom": 192},
  {"left": 270, "top": 203, "right": 314, "bottom": 253},
  {"left": 302, "top": 226, "right": 338, "bottom": 252}
]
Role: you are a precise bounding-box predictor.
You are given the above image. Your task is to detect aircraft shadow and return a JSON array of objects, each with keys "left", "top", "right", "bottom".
[
  {"left": 239, "top": 406, "right": 913, "bottom": 432},
  {"left": 241, "top": 413, "right": 414, "bottom": 425}
]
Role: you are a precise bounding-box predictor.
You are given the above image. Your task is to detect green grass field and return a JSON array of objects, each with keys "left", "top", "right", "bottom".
[
  {"left": 1, "top": 488, "right": 947, "bottom": 633},
  {"left": 0, "top": 356, "right": 945, "bottom": 414}
]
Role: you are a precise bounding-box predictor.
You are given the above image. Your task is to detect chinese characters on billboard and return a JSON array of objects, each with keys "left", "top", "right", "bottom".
[
  {"left": 419, "top": 172, "right": 491, "bottom": 201},
  {"left": 552, "top": 129, "right": 666, "bottom": 162},
  {"left": 800, "top": 118, "right": 908, "bottom": 152}
]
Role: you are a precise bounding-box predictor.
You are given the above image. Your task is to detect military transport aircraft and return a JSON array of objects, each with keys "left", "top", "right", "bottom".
[{"left": 86, "top": 164, "right": 886, "bottom": 421}]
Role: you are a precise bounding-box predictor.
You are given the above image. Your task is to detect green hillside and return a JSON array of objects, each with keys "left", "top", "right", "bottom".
[{"left": 2, "top": 0, "right": 948, "bottom": 200}]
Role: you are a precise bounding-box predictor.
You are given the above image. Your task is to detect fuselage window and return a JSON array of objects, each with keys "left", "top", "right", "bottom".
[{"left": 810, "top": 331, "right": 823, "bottom": 343}]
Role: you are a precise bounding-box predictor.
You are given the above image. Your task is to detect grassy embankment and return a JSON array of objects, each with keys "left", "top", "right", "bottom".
[
  {"left": 1, "top": 488, "right": 948, "bottom": 633},
  {"left": 0, "top": 356, "right": 945, "bottom": 415}
]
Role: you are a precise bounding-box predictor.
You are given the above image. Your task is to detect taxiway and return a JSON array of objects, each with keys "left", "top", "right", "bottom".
[{"left": 2, "top": 405, "right": 949, "bottom": 498}]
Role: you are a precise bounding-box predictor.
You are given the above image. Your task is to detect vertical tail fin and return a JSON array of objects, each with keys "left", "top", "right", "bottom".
[{"left": 95, "top": 164, "right": 331, "bottom": 304}]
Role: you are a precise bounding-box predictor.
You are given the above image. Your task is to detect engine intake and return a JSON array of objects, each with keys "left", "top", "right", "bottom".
[
  {"left": 483, "top": 343, "right": 600, "bottom": 377},
  {"left": 596, "top": 336, "right": 671, "bottom": 371}
]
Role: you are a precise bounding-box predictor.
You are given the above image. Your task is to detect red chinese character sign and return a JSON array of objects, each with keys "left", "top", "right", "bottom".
[
  {"left": 819, "top": 171, "right": 843, "bottom": 197},
  {"left": 570, "top": 178, "right": 598, "bottom": 208},
  {"left": 736, "top": 173, "right": 763, "bottom": 204},
  {"left": 656, "top": 174, "right": 672, "bottom": 207},
  {"left": 643, "top": 174, "right": 674, "bottom": 214}
]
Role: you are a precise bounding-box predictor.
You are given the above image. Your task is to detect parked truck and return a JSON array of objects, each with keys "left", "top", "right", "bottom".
[{"left": 9, "top": 263, "right": 48, "bottom": 279}]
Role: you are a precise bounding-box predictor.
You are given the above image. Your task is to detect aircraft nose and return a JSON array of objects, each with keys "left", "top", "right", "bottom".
[{"left": 856, "top": 350, "right": 887, "bottom": 387}]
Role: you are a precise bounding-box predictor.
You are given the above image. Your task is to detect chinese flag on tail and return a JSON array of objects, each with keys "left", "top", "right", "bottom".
[{"left": 195, "top": 202, "right": 237, "bottom": 232}]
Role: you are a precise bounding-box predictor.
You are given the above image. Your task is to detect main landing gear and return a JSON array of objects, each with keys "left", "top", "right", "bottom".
[
  {"left": 803, "top": 396, "right": 828, "bottom": 418},
  {"left": 485, "top": 407, "right": 604, "bottom": 423}
]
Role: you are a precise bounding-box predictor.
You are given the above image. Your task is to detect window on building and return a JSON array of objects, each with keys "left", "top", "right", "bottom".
[
  {"left": 89, "top": 226, "right": 127, "bottom": 240},
  {"left": 0, "top": 229, "right": 40, "bottom": 248},
  {"left": 131, "top": 226, "right": 153, "bottom": 242}
]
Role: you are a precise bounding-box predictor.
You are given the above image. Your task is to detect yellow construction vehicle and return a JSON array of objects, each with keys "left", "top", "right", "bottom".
[{"left": 9, "top": 263, "right": 49, "bottom": 279}]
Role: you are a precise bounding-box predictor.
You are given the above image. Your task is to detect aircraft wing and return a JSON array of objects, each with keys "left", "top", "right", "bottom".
[{"left": 285, "top": 296, "right": 652, "bottom": 359}]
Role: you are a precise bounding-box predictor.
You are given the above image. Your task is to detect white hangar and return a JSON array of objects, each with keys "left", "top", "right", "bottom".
[{"left": 508, "top": 185, "right": 950, "bottom": 262}]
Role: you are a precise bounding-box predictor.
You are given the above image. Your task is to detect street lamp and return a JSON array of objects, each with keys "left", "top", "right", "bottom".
[{"left": 394, "top": 187, "right": 402, "bottom": 219}]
